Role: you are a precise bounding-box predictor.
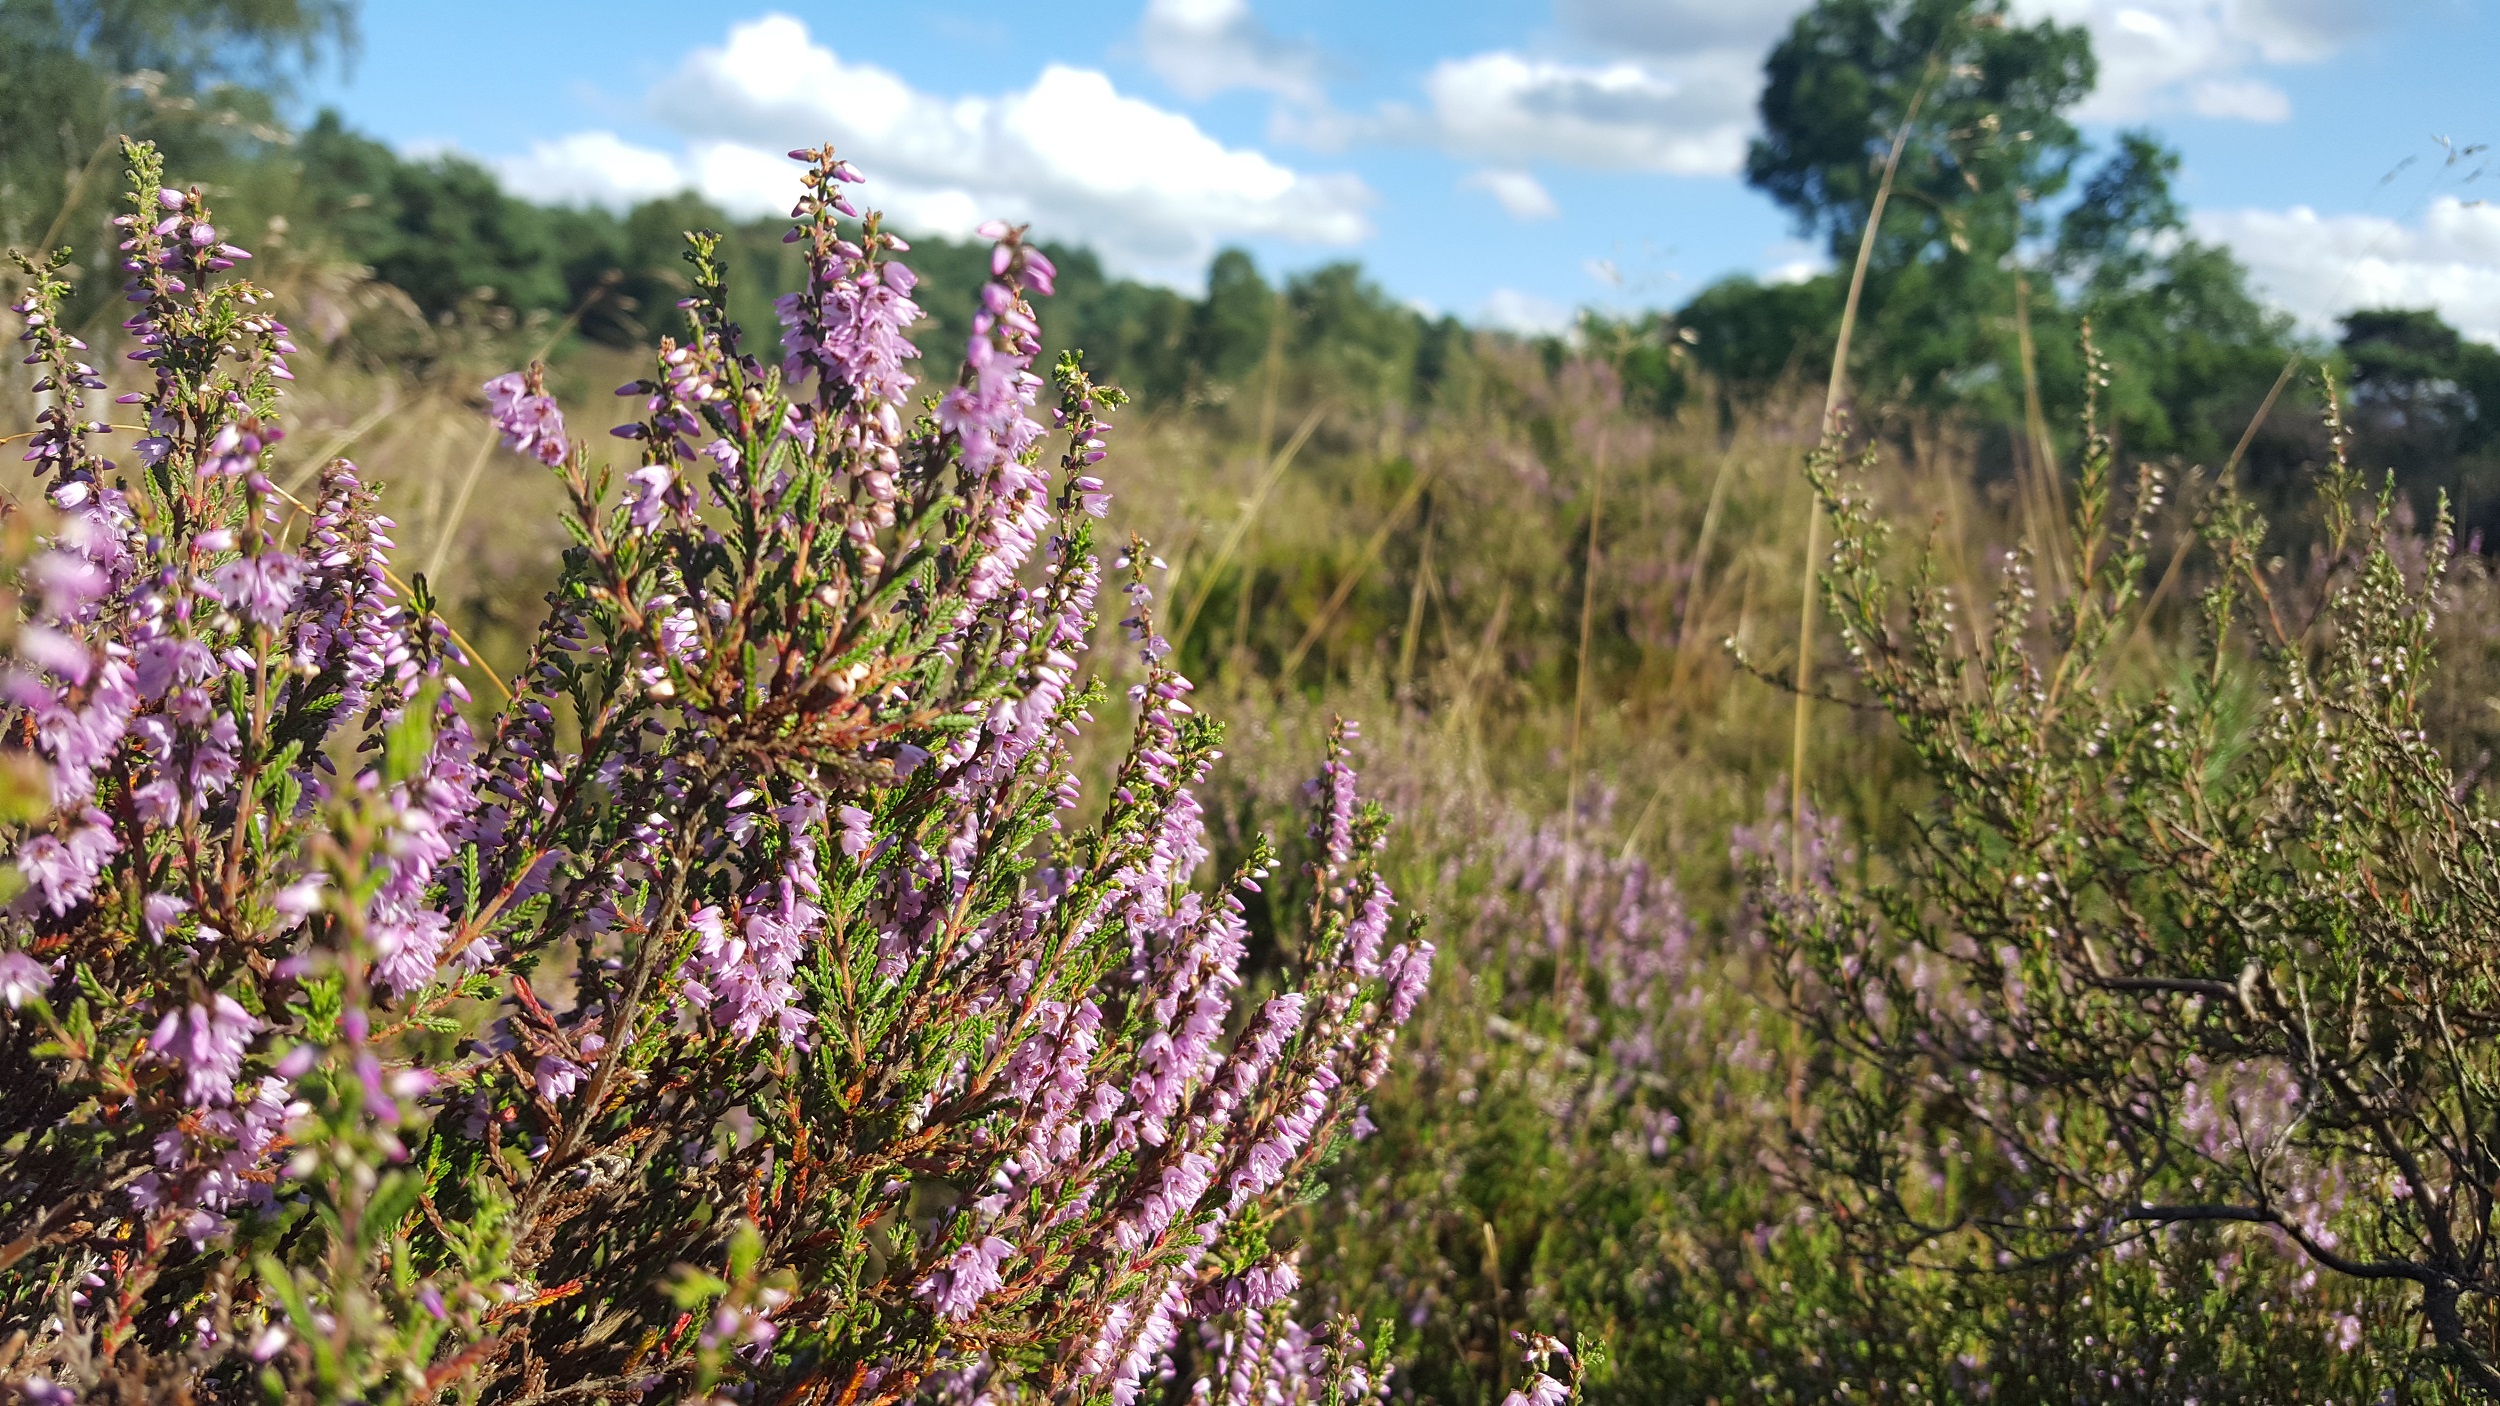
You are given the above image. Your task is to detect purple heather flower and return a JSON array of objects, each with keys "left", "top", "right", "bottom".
[
  {"left": 914, "top": 1236, "right": 1014, "bottom": 1321},
  {"left": 1502, "top": 1374, "right": 1571, "bottom": 1406},
  {"left": 1382, "top": 939, "right": 1436, "bottom": 1024},
  {"left": 143, "top": 892, "right": 189, "bottom": 941},
  {"left": 18, "top": 625, "right": 92, "bottom": 684},
  {"left": 210, "top": 550, "right": 304, "bottom": 628},
  {"left": 1309, "top": 751, "right": 1360, "bottom": 868},
  {"left": 272, "top": 878, "right": 325, "bottom": 921},
  {"left": 836, "top": 804, "right": 875, "bottom": 858},
  {"left": 150, "top": 995, "right": 259, "bottom": 1107},
  {"left": 484, "top": 371, "right": 569, "bottom": 466},
  {"left": 1343, "top": 875, "right": 1391, "bottom": 978},
  {"left": 371, "top": 910, "right": 451, "bottom": 996},
  {"left": 0, "top": 950, "right": 52, "bottom": 1008},
  {"left": 625, "top": 465, "right": 675, "bottom": 529},
  {"left": 26, "top": 655, "right": 137, "bottom": 805},
  {"left": 533, "top": 1054, "right": 585, "bottom": 1104},
  {"left": 17, "top": 807, "right": 121, "bottom": 915},
  {"left": 136, "top": 637, "right": 215, "bottom": 700},
  {"left": 198, "top": 421, "right": 269, "bottom": 477}
]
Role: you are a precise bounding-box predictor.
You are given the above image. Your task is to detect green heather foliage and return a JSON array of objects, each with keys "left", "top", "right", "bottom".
[{"left": 1761, "top": 357, "right": 2500, "bottom": 1395}]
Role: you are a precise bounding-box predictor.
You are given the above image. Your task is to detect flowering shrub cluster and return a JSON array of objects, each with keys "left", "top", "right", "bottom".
[
  {"left": 1758, "top": 339, "right": 2495, "bottom": 1388},
  {"left": 0, "top": 141, "right": 1432, "bottom": 1403}
]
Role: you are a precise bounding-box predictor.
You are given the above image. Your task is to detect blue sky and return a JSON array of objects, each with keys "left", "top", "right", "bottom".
[{"left": 307, "top": 0, "right": 2500, "bottom": 340}]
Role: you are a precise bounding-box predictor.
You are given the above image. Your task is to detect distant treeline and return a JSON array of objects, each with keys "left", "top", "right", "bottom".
[{"left": 271, "top": 109, "right": 2500, "bottom": 539}]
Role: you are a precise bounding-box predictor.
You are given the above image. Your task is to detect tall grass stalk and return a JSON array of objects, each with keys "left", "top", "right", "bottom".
[
  {"left": 1559, "top": 429, "right": 1609, "bottom": 992},
  {"left": 2013, "top": 270, "right": 2073, "bottom": 597},
  {"left": 1282, "top": 458, "right": 1440, "bottom": 679},
  {"left": 1791, "top": 54, "right": 1940, "bottom": 878},
  {"left": 1173, "top": 404, "right": 1326, "bottom": 652},
  {"left": 1397, "top": 504, "right": 1435, "bottom": 692},
  {"left": 2128, "top": 350, "right": 2302, "bottom": 649}
]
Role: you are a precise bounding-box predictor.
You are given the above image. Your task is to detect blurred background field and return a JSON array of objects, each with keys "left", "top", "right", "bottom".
[{"left": 12, "top": 1, "right": 2500, "bottom": 1399}]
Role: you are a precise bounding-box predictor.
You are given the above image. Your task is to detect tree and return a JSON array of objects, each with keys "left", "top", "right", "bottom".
[
  {"left": 2341, "top": 308, "right": 2500, "bottom": 542},
  {"left": 1746, "top": 0, "right": 2092, "bottom": 411},
  {"left": 2042, "top": 130, "right": 2296, "bottom": 464},
  {"left": 0, "top": 0, "right": 354, "bottom": 273},
  {"left": 1750, "top": 0, "right": 2092, "bottom": 265}
]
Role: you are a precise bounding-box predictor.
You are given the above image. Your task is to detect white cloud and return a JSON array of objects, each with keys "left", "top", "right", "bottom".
[
  {"left": 491, "top": 13, "right": 1371, "bottom": 288},
  {"left": 2195, "top": 198, "right": 2500, "bottom": 343},
  {"left": 1315, "top": 0, "right": 1780, "bottom": 180},
  {"left": 1463, "top": 168, "right": 1560, "bottom": 220},
  {"left": 492, "top": 131, "right": 688, "bottom": 208},
  {"left": 1421, "top": 50, "right": 1761, "bottom": 176},
  {"left": 1481, "top": 287, "right": 1577, "bottom": 335},
  {"left": 1761, "top": 237, "right": 1831, "bottom": 285},
  {"left": 1275, "top": 0, "right": 2380, "bottom": 189},
  {"left": 1557, "top": 0, "right": 1810, "bottom": 54},
  {"left": 2187, "top": 76, "right": 2292, "bottom": 122},
  {"left": 1139, "top": 0, "right": 1325, "bottom": 102},
  {"left": 2015, "top": 0, "right": 2397, "bottom": 123}
]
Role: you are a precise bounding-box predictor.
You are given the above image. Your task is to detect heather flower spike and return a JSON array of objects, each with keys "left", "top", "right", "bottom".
[{"left": 0, "top": 139, "right": 1427, "bottom": 1404}]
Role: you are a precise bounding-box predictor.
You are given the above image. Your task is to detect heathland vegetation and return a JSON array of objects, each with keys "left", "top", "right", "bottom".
[{"left": 8, "top": 1, "right": 2500, "bottom": 1402}]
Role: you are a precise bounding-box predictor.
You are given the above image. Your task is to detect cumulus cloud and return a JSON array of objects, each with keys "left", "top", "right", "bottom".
[
  {"left": 2015, "top": 0, "right": 2400, "bottom": 123},
  {"left": 2195, "top": 198, "right": 2500, "bottom": 343},
  {"left": 2187, "top": 76, "right": 2292, "bottom": 122},
  {"left": 492, "top": 131, "right": 688, "bottom": 209},
  {"left": 1273, "top": 0, "right": 1784, "bottom": 177},
  {"left": 1557, "top": 0, "right": 1809, "bottom": 54},
  {"left": 1139, "top": 0, "right": 1326, "bottom": 102},
  {"left": 1481, "top": 287, "right": 1577, "bottom": 335},
  {"left": 1527, "top": 0, "right": 2395, "bottom": 164},
  {"left": 1420, "top": 50, "right": 1762, "bottom": 176},
  {"left": 1463, "top": 168, "right": 1561, "bottom": 220},
  {"left": 1416, "top": 0, "right": 1790, "bottom": 178},
  {"left": 492, "top": 13, "right": 1371, "bottom": 288}
]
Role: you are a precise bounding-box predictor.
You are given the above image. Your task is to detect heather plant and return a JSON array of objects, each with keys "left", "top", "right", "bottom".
[
  {"left": 0, "top": 140, "right": 1433, "bottom": 1404},
  {"left": 1758, "top": 338, "right": 2500, "bottom": 1391},
  {"left": 1283, "top": 746, "right": 2371, "bottom": 1403}
]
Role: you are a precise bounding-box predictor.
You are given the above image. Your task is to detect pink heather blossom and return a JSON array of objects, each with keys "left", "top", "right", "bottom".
[
  {"left": 197, "top": 421, "right": 271, "bottom": 477},
  {"left": 533, "top": 1055, "right": 585, "bottom": 1104},
  {"left": 915, "top": 1237, "right": 1014, "bottom": 1322},
  {"left": 483, "top": 371, "right": 569, "bottom": 466},
  {"left": 837, "top": 805, "right": 874, "bottom": 858},
  {"left": 1502, "top": 1373, "right": 1571, "bottom": 1406},
  {"left": 17, "top": 807, "right": 121, "bottom": 914},
  {"left": 0, "top": 950, "right": 51, "bottom": 1008},
  {"left": 625, "top": 465, "right": 674, "bottom": 529},
  {"left": 210, "top": 551, "right": 305, "bottom": 628},
  {"left": 150, "top": 996, "right": 259, "bottom": 1107}
]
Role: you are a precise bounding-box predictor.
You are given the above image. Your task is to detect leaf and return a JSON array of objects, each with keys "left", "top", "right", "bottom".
[
  {"left": 256, "top": 1253, "right": 342, "bottom": 1384},
  {"left": 362, "top": 1170, "right": 425, "bottom": 1254}
]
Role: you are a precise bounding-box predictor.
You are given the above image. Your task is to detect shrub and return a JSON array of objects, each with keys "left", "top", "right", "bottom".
[
  {"left": 1759, "top": 337, "right": 2499, "bottom": 1393},
  {"left": 0, "top": 140, "right": 1432, "bottom": 1404}
]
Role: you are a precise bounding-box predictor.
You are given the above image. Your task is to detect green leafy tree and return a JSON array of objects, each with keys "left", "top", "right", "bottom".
[
  {"left": 2040, "top": 130, "right": 2296, "bottom": 464},
  {"left": 0, "top": 0, "right": 353, "bottom": 271},
  {"left": 2341, "top": 308, "right": 2500, "bottom": 540},
  {"left": 1747, "top": 0, "right": 2093, "bottom": 409}
]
